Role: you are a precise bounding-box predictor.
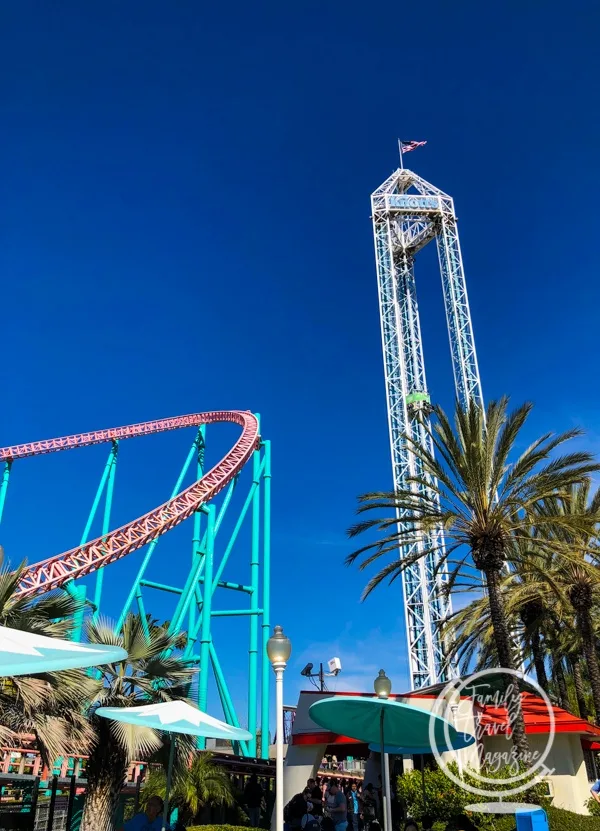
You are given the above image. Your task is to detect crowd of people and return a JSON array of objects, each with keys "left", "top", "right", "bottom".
[{"left": 284, "top": 778, "right": 478, "bottom": 831}]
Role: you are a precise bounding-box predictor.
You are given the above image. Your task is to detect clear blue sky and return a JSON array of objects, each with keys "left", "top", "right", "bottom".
[{"left": 2, "top": 1, "right": 600, "bottom": 720}]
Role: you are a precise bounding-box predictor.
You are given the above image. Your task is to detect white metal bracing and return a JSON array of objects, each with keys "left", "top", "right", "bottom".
[{"left": 371, "top": 168, "right": 483, "bottom": 689}]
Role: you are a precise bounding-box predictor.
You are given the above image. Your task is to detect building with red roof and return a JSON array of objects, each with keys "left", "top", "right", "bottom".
[{"left": 283, "top": 687, "right": 600, "bottom": 816}]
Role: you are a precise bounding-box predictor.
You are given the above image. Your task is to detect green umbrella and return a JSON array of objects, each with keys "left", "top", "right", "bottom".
[
  {"left": 310, "top": 696, "right": 475, "bottom": 831},
  {"left": 310, "top": 696, "right": 473, "bottom": 749}
]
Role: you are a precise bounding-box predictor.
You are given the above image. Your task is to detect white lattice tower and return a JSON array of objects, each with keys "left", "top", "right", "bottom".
[{"left": 371, "top": 168, "right": 483, "bottom": 689}]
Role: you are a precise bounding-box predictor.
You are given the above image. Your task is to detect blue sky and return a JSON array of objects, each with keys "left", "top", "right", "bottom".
[{"left": 2, "top": 1, "right": 600, "bottom": 724}]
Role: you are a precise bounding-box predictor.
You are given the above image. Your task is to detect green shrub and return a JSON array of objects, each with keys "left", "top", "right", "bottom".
[
  {"left": 187, "top": 826, "right": 250, "bottom": 831},
  {"left": 396, "top": 762, "right": 549, "bottom": 827},
  {"left": 587, "top": 796, "right": 600, "bottom": 817},
  {"left": 428, "top": 805, "right": 600, "bottom": 830},
  {"left": 545, "top": 806, "right": 600, "bottom": 828}
]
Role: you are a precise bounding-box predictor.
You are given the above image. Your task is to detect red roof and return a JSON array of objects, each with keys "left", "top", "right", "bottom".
[{"left": 479, "top": 692, "right": 600, "bottom": 737}]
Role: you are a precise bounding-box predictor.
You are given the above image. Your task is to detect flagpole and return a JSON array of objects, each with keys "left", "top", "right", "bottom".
[{"left": 397, "top": 138, "right": 404, "bottom": 171}]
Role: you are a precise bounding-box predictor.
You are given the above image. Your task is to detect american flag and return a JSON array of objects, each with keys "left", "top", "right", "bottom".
[{"left": 400, "top": 140, "right": 427, "bottom": 153}]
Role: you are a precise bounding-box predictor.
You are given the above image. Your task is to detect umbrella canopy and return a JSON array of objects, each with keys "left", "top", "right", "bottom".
[
  {"left": 97, "top": 700, "right": 253, "bottom": 831},
  {"left": 96, "top": 699, "right": 252, "bottom": 741},
  {"left": 0, "top": 625, "right": 127, "bottom": 676},
  {"left": 368, "top": 736, "right": 473, "bottom": 754},
  {"left": 309, "top": 696, "right": 475, "bottom": 751}
]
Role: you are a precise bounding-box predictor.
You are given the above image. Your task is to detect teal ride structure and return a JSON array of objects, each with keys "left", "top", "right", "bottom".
[{"left": 0, "top": 411, "right": 272, "bottom": 759}]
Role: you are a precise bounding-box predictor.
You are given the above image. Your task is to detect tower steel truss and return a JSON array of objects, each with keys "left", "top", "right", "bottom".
[{"left": 371, "top": 168, "right": 483, "bottom": 690}]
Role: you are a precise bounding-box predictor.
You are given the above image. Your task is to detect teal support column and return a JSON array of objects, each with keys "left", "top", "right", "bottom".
[
  {"left": 260, "top": 439, "right": 272, "bottom": 758},
  {"left": 65, "top": 444, "right": 118, "bottom": 641},
  {"left": 116, "top": 429, "right": 202, "bottom": 633},
  {"left": 247, "top": 446, "right": 261, "bottom": 756},
  {"left": 189, "top": 427, "right": 206, "bottom": 638},
  {"left": 209, "top": 642, "right": 249, "bottom": 756},
  {"left": 79, "top": 444, "right": 117, "bottom": 547},
  {"left": 211, "top": 463, "right": 264, "bottom": 592},
  {"left": 197, "top": 504, "right": 215, "bottom": 749},
  {"left": 66, "top": 583, "right": 87, "bottom": 641},
  {"left": 0, "top": 461, "right": 12, "bottom": 526},
  {"left": 93, "top": 442, "right": 118, "bottom": 622},
  {"left": 136, "top": 590, "right": 149, "bottom": 637}
]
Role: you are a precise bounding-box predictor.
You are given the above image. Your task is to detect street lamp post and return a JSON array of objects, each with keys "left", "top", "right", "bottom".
[
  {"left": 374, "top": 670, "right": 392, "bottom": 831},
  {"left": 267, "top": 625, "right": 292, "bottom": 831}
]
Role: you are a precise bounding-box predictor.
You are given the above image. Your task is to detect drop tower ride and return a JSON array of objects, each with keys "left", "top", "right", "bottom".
[{"left": 371, "top": 162, "right": 483, "bottom": 689}]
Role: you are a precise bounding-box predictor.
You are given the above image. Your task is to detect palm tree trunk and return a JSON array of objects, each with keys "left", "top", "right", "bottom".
[
  {"left": 571, "top": 657, "right": 590, "bottom": 721},
  {"left": 553, "top": 657, "right": 568, "bottom": 710},
  {"left": 484, "top": 567, "right": 529, "bottom": 758},
  {"left": 530, "top": 627, "right": 549, "bottom": 695},
  {"left": 80, "top": 720, "right": 129, "bottom": 831},
  {"left": 578, "top": 608, "right": 600, "bottom": 727},
  {"left": 519, "top": 607, "right": 549, "bottom": 696},
  {"left": 81, "top": 778, "right": 123, "bottom": 831}
]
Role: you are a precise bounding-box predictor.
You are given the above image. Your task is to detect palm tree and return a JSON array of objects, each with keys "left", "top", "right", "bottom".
[
  {"left": 79, "top": 614, "right": 194, "bottom": 831},
  {"left": 0, "top": 547, "right": 94, "bottom": 761},
  {"left": 141, "top": 752, "right": 235, "bottom": 823},
  {"left": 347, "top": 397, "right": 599, "bottom": 757},
  {"left": 517, "top": 483, "right": 600, "bottom": 722}
]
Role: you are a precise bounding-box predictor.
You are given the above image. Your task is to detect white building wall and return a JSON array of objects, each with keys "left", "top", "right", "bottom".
[{"left": 483, "top": 733, "right": 591, "bottom": 815}]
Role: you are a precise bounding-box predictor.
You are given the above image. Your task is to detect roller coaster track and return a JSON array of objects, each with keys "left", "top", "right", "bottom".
[{"left": 0, "top": 411, "right": 260, "bottom": 598}]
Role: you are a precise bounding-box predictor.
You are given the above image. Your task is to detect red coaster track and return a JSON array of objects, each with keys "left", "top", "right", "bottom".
[{"left": 0, "top": 411, "right": 260, "bottom": 598}]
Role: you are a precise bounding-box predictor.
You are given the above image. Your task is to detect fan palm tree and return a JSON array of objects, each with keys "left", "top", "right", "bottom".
[
  {"left": 79, "top": 614, "right": 195, "bottom": 831},
  {"left": 141, "top": 752, "right": 235, "bottom": 823},
  {"left": 347, "top": 398, "right": 599, "bottom": 757},
  {"left": 0, "top": 546, "right": 94, "bottom": 760},
  {"left": 516, "top": 483, "right": 600, "bottom": 722}
]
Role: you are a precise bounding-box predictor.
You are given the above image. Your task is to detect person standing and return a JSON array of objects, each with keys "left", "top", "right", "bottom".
[
  {"left": 360, "top": 783, "right": 377, "bottom": 831},
  {"left": 326, "top": 782, "right": 347, "bottom": 831},
  {"left": 346, "top": 782, "right": 360, "bottom": 831},
  {"left": 307, "top": 778, "right": 323, "bottom": 817},
  {"left": 244, "top": 774, "right": 264, "bottom": 828}
]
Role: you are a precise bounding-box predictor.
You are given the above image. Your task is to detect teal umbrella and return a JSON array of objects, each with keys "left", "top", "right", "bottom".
[
  {"left": 310, "top": 697, "right": 473, "bottom": 750},
  {"left": 97, "top": 700, "right": 252, "bottom": 831},
  {"left": 0, "top": 625, "right": 127, "bottom": 676},
  {"left": 310, "top": 697, "right": 475, "bottom": 830}
]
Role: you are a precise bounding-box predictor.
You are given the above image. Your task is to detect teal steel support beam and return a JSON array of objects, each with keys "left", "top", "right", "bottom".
[
  {"left": 247, "top": 445, "right": 261, "bottom": 756},
  {"left": 66, "top": 443, "right": 118, "bottom": 640},
  {"left": 0, "top": 461, "right": 12, "bottom": 526},
  {"left": 197, "top": 504, "right": 215, "bottom": 749},
  {"left": 93, "top": 442, "right": 118, "bottom": 622},
  {"left": 211, "top": 609, "right": 264, "bottom": 617},
  {"left": 66, "top": 583, "right": 87, "bottom": 641},
  {"left": 116, "top": 429, "right": 202, "bottom": 633},
  {"left": 260, "top": 439, "right": 272, "bottom": 758},
  {"left": 136, "top": 589, "right": 149, "bottom": 636},
  {"left": 79, "top": 444, "right": 117, "bottom": 548},
  {"left": 210, "top": 642, "right": 248, "bottom": 757},
  {"left": 202, "top": 577, "right": 253, "bottom": 594},
  {"left": 211, "top": 459, "right": 265, "bottom": 592},
  {"left": 188, "top": 431, "right": 205, "bottom": 643},
  {"left": 140, "top": 580, "right": 183, "bottom": 595}
]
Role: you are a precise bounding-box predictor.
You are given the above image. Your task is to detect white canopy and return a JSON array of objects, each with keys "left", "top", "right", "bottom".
[
  {"left": 0, "top": 625, "right": 127, "bottom": 676},
  {"left": 96, "top": 699, "right": 252, "bottom": 740}
]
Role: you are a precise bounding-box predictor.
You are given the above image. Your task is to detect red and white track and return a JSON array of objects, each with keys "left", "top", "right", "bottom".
[{"left": 0, "top": 411, "right": 260, "bottom": 598}]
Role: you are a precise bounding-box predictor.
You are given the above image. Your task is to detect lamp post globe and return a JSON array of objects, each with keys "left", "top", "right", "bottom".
[
  {"left": 267, "top": 625, "right": 292, "bottom": 666},
  {"left": 374, "top": 669, "right": 392, "bottom": 699}
]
